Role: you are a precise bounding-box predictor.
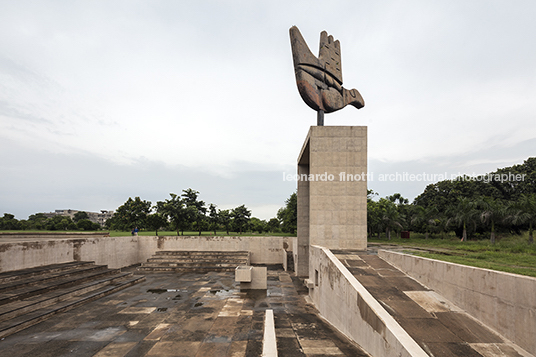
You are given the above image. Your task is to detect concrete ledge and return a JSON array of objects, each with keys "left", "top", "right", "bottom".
[
  {"left": 379, "top": 249, "right": 536, "bottom": 355},
  {"left": 262, "top": 309, "right": 277, "bottom": 357},
  {"left": 0, "top": 235, "right": 292, "bottom": 273},
  {"left": 0, "top": 232, "right": 110, "bottom": 240},
  {"left": 309, "top": 245, "right": 427, "bottom": 357}
]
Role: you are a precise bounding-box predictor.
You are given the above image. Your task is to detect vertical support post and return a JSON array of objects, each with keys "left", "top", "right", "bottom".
[{"left": 317, "top": 110, "right": 324, "bottom": 126}]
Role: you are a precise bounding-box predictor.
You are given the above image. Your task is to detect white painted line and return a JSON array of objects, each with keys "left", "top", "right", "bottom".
[{"left": 262, "top": 309, "right": 278, "bottom": 357}]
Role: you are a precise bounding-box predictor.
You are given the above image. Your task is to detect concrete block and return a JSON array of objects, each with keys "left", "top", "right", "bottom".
[
  {"left": 239, "top": 267, "right": 267, "bottom": 290},
  {"left": 235, "top": 266, "right": 252, "bottom": 282}
]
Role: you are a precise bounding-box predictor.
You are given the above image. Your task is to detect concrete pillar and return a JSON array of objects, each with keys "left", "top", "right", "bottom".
[{"left": 296, "top": 126, "right": 367, "bottom": 277}]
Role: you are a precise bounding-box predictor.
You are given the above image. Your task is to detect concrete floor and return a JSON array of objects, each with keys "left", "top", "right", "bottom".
[{"left": 0, "top": 266, "right": 369, "bottom": 357}]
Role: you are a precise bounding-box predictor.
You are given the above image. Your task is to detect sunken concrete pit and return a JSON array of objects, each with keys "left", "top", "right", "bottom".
[{"left": 1, "top": 234, "right": 535, "bottom": 356}]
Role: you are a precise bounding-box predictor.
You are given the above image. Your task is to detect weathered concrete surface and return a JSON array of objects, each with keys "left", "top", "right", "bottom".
[
  {"left": 296, "top": 126, "right": 367, "bottom": 277},
  {"left": 379, "top": 249, "right": 536, "bottom": 356},
  {"left": 0, "top": 235, "right": 291, "bottom": 273},
  {"left": 0, "top": 267, "right": 369, "bottom": 356},
  {"left": 0, "top": 232, "right": 110, "bottom": 240},
  {"left": 309, "top": 245, "right": 427, "bottom": 357}
]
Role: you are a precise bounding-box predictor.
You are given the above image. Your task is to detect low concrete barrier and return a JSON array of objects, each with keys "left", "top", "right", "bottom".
[
  {"left": 309, "top": 245, "right": 427, "bottom": 357},
  {"left": 0, "top": 232, "right": 110, "bottom": 240},
  {"left": 379, "top": 249, "right": 536, "bottom": 355},
  {"left": 0, "top": 235, "right": 292, "bottom": 272}
]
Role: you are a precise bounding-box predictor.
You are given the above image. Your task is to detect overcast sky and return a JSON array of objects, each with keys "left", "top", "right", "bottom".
[{"left": 1, "top": 0, "right": 535, "bottom": 220}]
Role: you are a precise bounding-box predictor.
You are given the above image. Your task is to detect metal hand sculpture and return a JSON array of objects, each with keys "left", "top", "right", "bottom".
[{"left": 290, "top": 26, "right": 364, "bottom": 125}]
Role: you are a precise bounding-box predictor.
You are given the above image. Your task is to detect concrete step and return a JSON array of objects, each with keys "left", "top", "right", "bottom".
[
  {"left": 0, "top": 267, "right": 121, "bottom": 306},
  {"left": 138, "top": 266, "right": 237, "bottom": 273},
  {"left": 0, "top": 272, "right": 135, "bottom": 323},
  {"left": 139, "top": 250, "right": 251, "bottom": 273},
  {"left": 140, "top": 262, "right": 246, "bottom": 268},
  {"left": 0, "top": 264, "right": 110, "bottom": 293},
  {"left": 147, "top": 256, "right": 249, "bottom": 262},
  {"left": 155, "top": 250, "right": 249, "bottom": 256},
  {"left": 0, "top": 261, "right": 95, "bottom": 284},
  {"left": 0, "top": 274, "right": 145, "bottom": 339},
  {"left": 145, "top": 258, "right": 249, "bottom": 265}
]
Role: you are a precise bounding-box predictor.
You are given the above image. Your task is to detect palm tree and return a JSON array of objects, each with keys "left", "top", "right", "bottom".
[
  {"left": 447, "top": 197, "right": 478, "bottom": 242},
  {"left": 478, "top": 197, "right": 507, "bottom": 244},
  {"left": 512, "top": 194, "right": 536, "bottom": 244},
  {"left": 379, "top": 199, "right": 404, "bottom": 240},
  {"left": 411, "top": 206, "right": 439, "bottom": 239}
]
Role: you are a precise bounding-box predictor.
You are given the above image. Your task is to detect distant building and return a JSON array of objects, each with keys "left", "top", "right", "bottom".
[{"left": 44, "top": 209, "right": 114, "bottom": 227}]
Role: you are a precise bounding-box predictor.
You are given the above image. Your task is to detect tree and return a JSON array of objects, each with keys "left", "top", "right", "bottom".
[
  {"left": 219, "top": 209, "right": 232, "bottom": 235},
  {"left": 73, "top": 211, "right": 89, "bottom": 223},
  {"left": 181, "top": 189, "right": 206, "bottom": 235},
  {"left": 146, "top": 213, "right": 167, "bottom": 236},
  {"left": 158, "top": 193, "right": 189, "bottom": 235},
  {"left": 411, "top": 205, "right": 439, "bottom": 239},
  {"left": 367, "top": 200, "right": 383, "bottom": 239},
  {"left": 277, "top": 192, "right": 297, "bottom": 234},
  {"left": 27, "top": 213, "right": 48, "bottom": 230},
  {"left": 249, "top": 217, "right": 267, "bottom": 234},
  {"left": 76, "top": 219, "right": 100, "bottom": 231},
  {"left": 378, "top": 198, "right": 404, "bottom": 240},
  {"left": 208, "top": 204, "right": 219, "bottom": 235},
  {"left": 513, "top": 194, "right": 536, "bottom": 244},
  {"left": 110, "top": 197, "right": 151, "bottom": 231},
  {"left": 478, "top": 197, "right": 507, "bottom": 244},
  {"left": 232, "top": 205, "right": 251, "bottom": 234},
  {"left": 447, "top": 197, "right": 478, "bottom": 242},
  {"left": 0, "top": 213, "right": 20, "bottom": 230},
  {"left": 267, "top": 218, "right": 280, "bottom": 233}
]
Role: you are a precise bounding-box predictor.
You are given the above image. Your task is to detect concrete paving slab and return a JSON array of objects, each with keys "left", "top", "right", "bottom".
[
  {"left": 404, "top": 291, "right": 462, "bottom": 313},
  {"left": 423, "top": 342, "right": 484, "bottom": 357},
  {"left": 435, "top": 312, "right": 503, "bottom": 343},
  {"left": 470, "top": 343, "right": 531, "bottom": 357},
  {"left": 0, "top": 267, "right": 368, "bottom": 357}
]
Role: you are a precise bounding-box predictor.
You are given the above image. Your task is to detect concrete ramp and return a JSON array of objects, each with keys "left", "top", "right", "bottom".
[{"left": 331, "top": 250, "right": 533, "bottom": 357}]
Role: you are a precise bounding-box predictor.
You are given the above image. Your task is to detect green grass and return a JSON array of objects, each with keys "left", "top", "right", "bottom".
[{"left": 369, "top": 232, "right": 536, "bottom": 277}]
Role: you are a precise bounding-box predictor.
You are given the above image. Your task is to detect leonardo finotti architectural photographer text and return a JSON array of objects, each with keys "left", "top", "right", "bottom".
[{"left": 282, "top": 171, "right": 526, "bottom": 183}]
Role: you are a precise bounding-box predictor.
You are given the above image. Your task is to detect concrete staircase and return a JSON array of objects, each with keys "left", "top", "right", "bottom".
[
  {"left": 0, "top": 261, "right": 145, "bottom": 338},
  {"left": 138, "top": 250, "right": 250, "bottom": 273}
]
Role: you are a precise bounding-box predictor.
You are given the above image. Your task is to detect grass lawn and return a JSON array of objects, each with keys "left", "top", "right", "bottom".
[{"left": 370, "top": 232, "right": 536, "bottom": 278}]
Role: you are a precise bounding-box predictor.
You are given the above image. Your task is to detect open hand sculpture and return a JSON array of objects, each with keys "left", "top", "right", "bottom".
[{"left": 289, "top": 26, "right": 364, "bottom": 124}]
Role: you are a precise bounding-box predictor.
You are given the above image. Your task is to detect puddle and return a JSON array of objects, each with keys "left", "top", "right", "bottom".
[
  {"left": 147, "top": 289, "right": 187, "bottom": 294},
  {"left": 208, "top": 289, "right": 234, "bottom": 298},
  {"left": 147, "top": 289, "right": 167, "bottom": 294}
]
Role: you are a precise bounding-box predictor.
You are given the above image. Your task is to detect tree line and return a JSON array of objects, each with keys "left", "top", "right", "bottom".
[
  {"left": 369, "top": 158, "right": 536, "bottom": 243},
  {"left": 0, "top": 188, "right": 298, "bottom": 235},
  {"left": 0, "top": 211, "right": 101, "bottom": 231},
  {"left": 106, "top": 188, "right": 297, "bottom": 235}
]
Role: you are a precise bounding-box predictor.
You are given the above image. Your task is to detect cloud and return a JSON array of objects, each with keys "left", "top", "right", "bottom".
[
  {"left": 1, "top": 1, "right": 536, "bottom": 220},
  {"left": 0, "top": 138, "right": 295, "bottom": 220}
]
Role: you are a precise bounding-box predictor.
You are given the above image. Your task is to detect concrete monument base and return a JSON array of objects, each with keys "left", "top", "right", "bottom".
[{"left": 295, "top": 126, "right": 367, "bottom": 277}]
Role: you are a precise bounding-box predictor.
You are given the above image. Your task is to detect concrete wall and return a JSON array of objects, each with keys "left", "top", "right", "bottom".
[
  {"left": 0, "top": 235, "right": 291, "bottom": 272},
  {"left": 308, "top": 245, "right": 427, "bottom": 357},
  {"left": 297, "top": 126, "right": 368, "bottom": 252},
  {"left": 136, "top": 235, "right": 291, "bottom": 267},
  {"left": 379, "top": 249, "right": 536, "bottom": 355}
]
